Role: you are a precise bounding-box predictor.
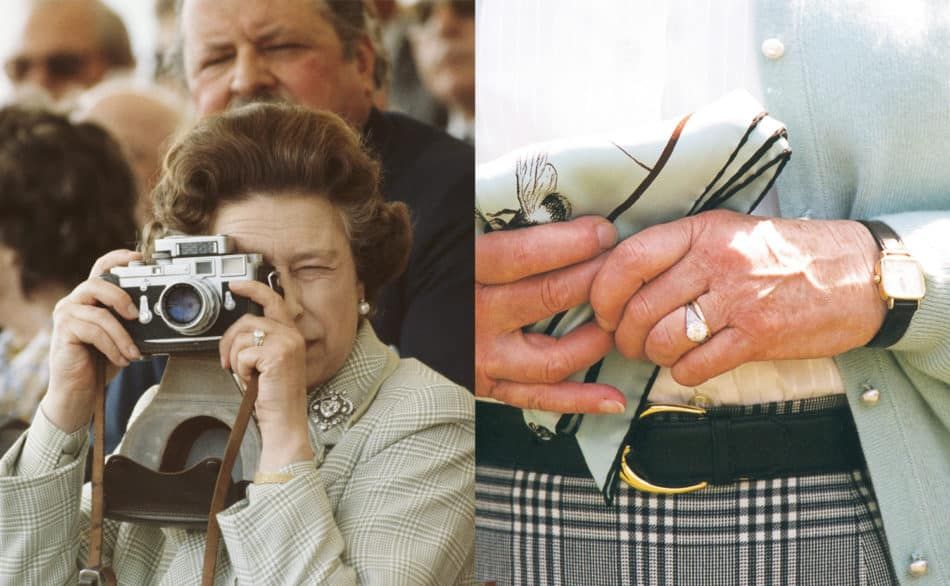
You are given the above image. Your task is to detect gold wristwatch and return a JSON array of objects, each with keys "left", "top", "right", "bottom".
[{"left": 859, "top": 220, "right": 926, "bottom": 347}]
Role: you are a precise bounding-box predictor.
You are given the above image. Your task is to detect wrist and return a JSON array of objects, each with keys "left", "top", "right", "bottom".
[
  {"left": 39, "top": 388, "right": 92, "bottom": 434},
  {"left": 258, "top": 423, "right": 313, "bottom": 472},
  {"left": 855, "top": 220, "right": 926, "bottom": 347},
  {"left": 852, "top": 220, "right": 889, "bottom": 333}
]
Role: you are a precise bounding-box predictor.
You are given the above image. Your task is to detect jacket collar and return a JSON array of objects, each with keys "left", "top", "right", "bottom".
[
  {"left": 362, "top": 107, "right": 390, "bottom": 154},
  {"left": 307, "top": 321, "right": 399, "bottom": 449}
]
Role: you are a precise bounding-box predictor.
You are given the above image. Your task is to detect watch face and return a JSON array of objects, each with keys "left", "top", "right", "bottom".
[{"left": 880, "top": 256, "right": 926, "bottom": 300}]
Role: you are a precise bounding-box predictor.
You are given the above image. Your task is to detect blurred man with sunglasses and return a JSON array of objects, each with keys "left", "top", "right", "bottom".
[{"left": 3, "top": 0, "right": 134, "bottom": 102}]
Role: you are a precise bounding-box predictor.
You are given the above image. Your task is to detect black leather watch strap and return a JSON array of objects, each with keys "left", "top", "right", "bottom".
[
  {"left": 860, "top": 219, "right": 901, "bottom": 251},
  {"left": 868, "top": 300, "right": 917, "bottom": 347},
  {"left": 858, "top": 220, "right": 918, "bottom": 348}
]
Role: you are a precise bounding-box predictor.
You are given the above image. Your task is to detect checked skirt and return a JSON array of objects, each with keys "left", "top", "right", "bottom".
[{"left": 476, "top": 399, "right": 897, "bottom": 586}]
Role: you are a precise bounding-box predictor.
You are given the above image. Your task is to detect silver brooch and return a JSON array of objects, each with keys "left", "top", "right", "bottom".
[{"left": 308, "top": 389, "right": 354, "bottom": 431}]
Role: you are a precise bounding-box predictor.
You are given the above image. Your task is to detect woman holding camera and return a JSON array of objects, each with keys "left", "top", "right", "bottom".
[{"left": 0, "top": 103, "right": 474, "bottom": 584}]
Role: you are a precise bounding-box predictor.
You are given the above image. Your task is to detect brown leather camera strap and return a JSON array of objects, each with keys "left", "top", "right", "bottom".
[
  {"left": 82, "top": 358, "right": 257, "bottom": 585},
  {"left": 201, "top": 373, "right": 258, "bottom": 586},
  {"left": 80, "top": 357, "right": 116, "bottom": 586}
]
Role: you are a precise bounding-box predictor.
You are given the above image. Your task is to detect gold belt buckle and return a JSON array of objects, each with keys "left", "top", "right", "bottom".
[{"left": 619, "top": 403, "right": 709, "bottom": 495}]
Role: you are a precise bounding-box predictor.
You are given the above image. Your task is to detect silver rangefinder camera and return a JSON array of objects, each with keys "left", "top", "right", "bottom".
[{"left": 102, "top": 234, "right": 280, "bottom": 355}]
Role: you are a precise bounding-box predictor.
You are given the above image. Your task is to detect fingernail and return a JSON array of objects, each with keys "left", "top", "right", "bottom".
[
  {"left": 128, "top": 346, "right": 141, "bottom": 360},
  {"left": 127, "top": 304, "right": 139, "bottom": 317},
  {"left": 599, "top": 400, "right": 626, "bottom": 414},
  {"left": 596, "top": 222, "right": 618, "bottom": 249},
  {"left": 593, "top": 312, "right": 616, "bottom": 333}
]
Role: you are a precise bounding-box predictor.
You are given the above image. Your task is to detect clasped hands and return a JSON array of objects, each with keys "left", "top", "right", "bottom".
[{"left": 476, "top": 210, "right": 886, "bottom": 414}]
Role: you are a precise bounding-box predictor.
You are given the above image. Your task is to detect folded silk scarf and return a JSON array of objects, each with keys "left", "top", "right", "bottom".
[{"left": 475, "top": 90, "right": 792, "bottom": 496}]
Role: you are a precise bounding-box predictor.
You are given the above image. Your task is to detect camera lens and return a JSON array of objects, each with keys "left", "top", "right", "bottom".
[
  {"left": 163, "top": 284, "right": 202, "bottom": 325},
  {"left": 157, "top": 279, "right": 220, "bottom": 335}
]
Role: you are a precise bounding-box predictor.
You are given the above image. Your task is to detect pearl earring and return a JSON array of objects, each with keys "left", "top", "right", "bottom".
[{"left": 358, "top": 299, "right": 371, "bottom": 316}]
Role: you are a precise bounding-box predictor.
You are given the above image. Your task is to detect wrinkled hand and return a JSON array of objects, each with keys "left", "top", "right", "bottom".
[
  {"left": 591, "top": 210, "right": 886, "bottom": 386},
  {"left": 44, "top": 250, "right": 143, "bottom": 433},
  {"left": 476, "top": 216, "right": 627, "bottom": 414},
  {"left": 219, "top": 279, "right": 313, "bottom": 471}
]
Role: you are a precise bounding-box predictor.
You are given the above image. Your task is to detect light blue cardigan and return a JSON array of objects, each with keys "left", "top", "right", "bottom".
[{"left": 758, "top": 2, "right": 949, "bottom": 583}]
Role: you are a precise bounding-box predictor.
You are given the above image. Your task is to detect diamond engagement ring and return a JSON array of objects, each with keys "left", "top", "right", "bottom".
[
  {"left": 252, "top": 329, "right": 266, "bottom": 347},
  {"left": 684, "top": 301, "right": 710, "bottom": 344}
]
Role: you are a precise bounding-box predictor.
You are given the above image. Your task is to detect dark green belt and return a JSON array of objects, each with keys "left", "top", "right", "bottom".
[{"left": 476, "top": 400, "right": 864, "bottom": 488}]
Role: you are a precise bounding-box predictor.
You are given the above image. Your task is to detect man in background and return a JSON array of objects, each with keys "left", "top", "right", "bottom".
[{"left": 2, "top": 0, "right": 134, "bottom": 102}]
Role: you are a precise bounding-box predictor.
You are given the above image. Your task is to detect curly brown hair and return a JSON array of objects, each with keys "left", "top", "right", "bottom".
[
  {"left": 0, "top": 104, "right": 138, "bottom": 296},
  {"left": 146, "top": 102, "right": 411, "bottom": 304}
]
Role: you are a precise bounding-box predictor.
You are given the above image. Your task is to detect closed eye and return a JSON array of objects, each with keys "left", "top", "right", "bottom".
[
  {"left": 294, "top": 266, "right": 333, "bottom": 279},
  {"left": 200, "top": 53, "right": 234, "bottom": 69},
  {"left": 264, "top": 43, "right": 306, "bottom": 53}
]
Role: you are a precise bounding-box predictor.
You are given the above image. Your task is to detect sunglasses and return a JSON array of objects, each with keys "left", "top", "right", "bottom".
[
  {"left": 408, "top": 0, "right": 476, "bottom": 26},
  {"left": 4, "top": 52, "right": 94, "bottom": 83}
]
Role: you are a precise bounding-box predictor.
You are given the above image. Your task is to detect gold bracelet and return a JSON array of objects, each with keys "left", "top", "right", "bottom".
[{"left": 253, "top": 471, "right": 294, "bottom": 485}]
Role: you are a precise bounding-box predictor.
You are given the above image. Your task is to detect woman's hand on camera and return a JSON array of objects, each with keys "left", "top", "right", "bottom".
[
  {"left": 43, "top": 250, "right": 142, "bottom": 433},
  {"left": 219, "top": 279, "right": 313, "bottom": 471}
]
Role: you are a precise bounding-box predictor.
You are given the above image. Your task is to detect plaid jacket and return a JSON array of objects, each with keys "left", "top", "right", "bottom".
[{"left": 0, "top": 324, "right": 475, "bottom": 584}]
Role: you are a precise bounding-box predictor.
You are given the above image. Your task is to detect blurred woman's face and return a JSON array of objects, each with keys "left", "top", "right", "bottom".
[{"left": 212, "top": 193, "right": 363, "bottom": 388}]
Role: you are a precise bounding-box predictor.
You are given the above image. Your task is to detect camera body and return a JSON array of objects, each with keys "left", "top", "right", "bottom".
[{"left": 103, "top": 234, "right": 278, "bottom": 355}]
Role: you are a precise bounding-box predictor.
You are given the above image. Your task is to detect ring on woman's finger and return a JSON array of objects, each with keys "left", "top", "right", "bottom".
[
  {"left": 684, "top": 301, "right": 710, "bottom": 344},
  {"left": 252, "top": 328, "right": 266, "bottom": 347}
]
